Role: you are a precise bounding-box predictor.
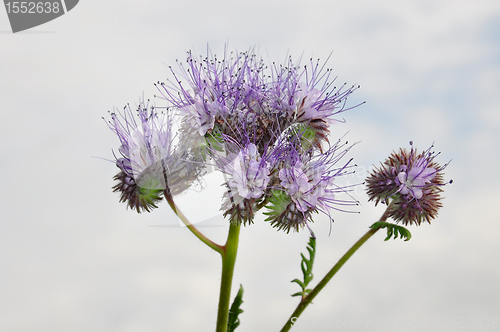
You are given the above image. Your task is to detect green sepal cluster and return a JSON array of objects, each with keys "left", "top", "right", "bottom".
[
  {"left": 370, "top": 221, "right": 412, "bottom": 241},
  {"left": 227, "top": 284, "right": 244, "bottom": 332},
  {"left": 263, "top": 189, "right": 309, "bottom": 232},
  {"left": 288, "top": 124, "right": 316, "bottom": 152},
  {"left": 180, "top": 126, "right": 224, "bottom": 163},
  {"left": 137, "top": 186, "right": 163, "bottom": 210},
  {"left": 263, "top": 189, "right": 293, "bottom": 222},
  {"left": 205, "top": 127, "right": 225, "bottom": 152},
  {"left": 300, "top": 125, "right": 316, "bottom": 151},
  {"left": 134, "top": 174, "right": 164, "bottom": 212},
  {"left": 291, "top": 236, "right": 316, "bottom": 300}
]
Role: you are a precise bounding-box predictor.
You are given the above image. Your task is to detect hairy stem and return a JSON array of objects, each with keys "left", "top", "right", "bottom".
[
  {"left": 164, "top": 191, "right": 224, "bottom": 255},
  {"left": 280, "top": 208, "right": 391, "bottom": 332},
  {"left": 162, "top": 167, "right": 240, "bottom": 332},
  {"left": 216, "top": 222, "right": 241, "bottom": 332}
]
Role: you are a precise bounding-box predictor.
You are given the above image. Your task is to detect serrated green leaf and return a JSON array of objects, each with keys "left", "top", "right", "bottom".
[
  {"left": 370, "top": 221, "right": 412, "bottom": 241},
  {"left": 291, "top": 279, "right": 305, "bottom": 288},
  {"left": 291, "top": 236, "right": 316, "bottom": 299},
  {"left": 227, "top": 285, "right": 244, "bottom": 332}
]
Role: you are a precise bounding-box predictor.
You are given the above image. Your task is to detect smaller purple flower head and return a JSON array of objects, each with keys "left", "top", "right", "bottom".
[
  {"left": 217, "top": 141, "right": 271, "bottom": 225},
  {"left": 155, "top": 49, "right": 267, "bottom": 140},
  {"left": 225, "top": 143, "right": 271, "bottom": 200},
  {"left": 365, "top": 142, "right": 452, "bottom": 225},
  {"left": 272, "top": 56, "right": 363, "bottom": 147},
  {"left": 107, "top": 101, "right": 203, "bottom": 212}
]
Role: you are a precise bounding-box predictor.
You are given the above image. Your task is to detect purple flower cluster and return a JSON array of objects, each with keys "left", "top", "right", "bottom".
[
  {"left": 108, "top": 48, "right": 361, "bottom": 233},
  {"left": 365, "top": 142, "right": 452, "bottom": 225},
  {"left": 155, "top": 49, "right": 360, "bottom": 231},
  {"left": 156, "top": 50, "right": 359, "bottom": 154}
]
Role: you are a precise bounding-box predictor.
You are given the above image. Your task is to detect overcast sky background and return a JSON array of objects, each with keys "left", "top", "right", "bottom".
[{"left": 1, "top": 0, "right": 500, "bottom": 331}]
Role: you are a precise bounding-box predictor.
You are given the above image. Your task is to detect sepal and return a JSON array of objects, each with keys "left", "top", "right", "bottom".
[
  {"left": 205, "top": 127, "right": 225, "bottom": 152},
  {"left": 223, "top": 198, "right": 259, "bottom": 226},
  {"left": 263, "top": 190, "right": 310, "bottom": 233},
  {"left": 112, "top": 170, "right": 163, "bottom": 213}
]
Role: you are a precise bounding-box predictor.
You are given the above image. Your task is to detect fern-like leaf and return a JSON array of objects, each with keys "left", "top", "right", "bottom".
[
  {"left": 227, "top": 285, "right": 244, "bottom": 332},
  {"left": 263, "top": 190, "right": 291, "bottom": 221},
  {"left": 291, "top": 237, "right": 316, "bottom": 299},
  {"left": 370, "top": 221, "right": 412, "bottom": 241}
]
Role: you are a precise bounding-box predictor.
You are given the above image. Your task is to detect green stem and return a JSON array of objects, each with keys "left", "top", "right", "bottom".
[
  {"left": 164, "top": 192, "right": 224, "bottom": 255},
  {"left": 280, "top": 208, "right": 391, "bottom": 332},
  {"left": 216, "top": 222, "right": 241, "bottom": 332},
  {"left": 162, "top": 167, "right": 240, "bottom": 332}
]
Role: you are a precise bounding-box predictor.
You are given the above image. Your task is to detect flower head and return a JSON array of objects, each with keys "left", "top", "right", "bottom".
[
  {"left": 225, "top": 143, "right": 270, "bottom": 201},
  {"left": 365, "top": 142, "right": 452, "bottom": 225},
  {"left": 107, "top": 101, "right": 203, "bottom": 212},
  {"left": 216, "top": 142, "right": 272, "bottom": 225},
  {"left": 271, "top": 57, "right": 362, "bottom": 147},
  {"left": 264, "top": 138, "right": 359, "bottom": 233},
  {"left": 156, "top": 50, "right": 268, "bottom": 143}
]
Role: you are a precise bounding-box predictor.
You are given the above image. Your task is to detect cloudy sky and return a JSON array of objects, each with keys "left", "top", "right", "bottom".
[{"left": 1, "top": 0, "right": 499, "bottom": 331}]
